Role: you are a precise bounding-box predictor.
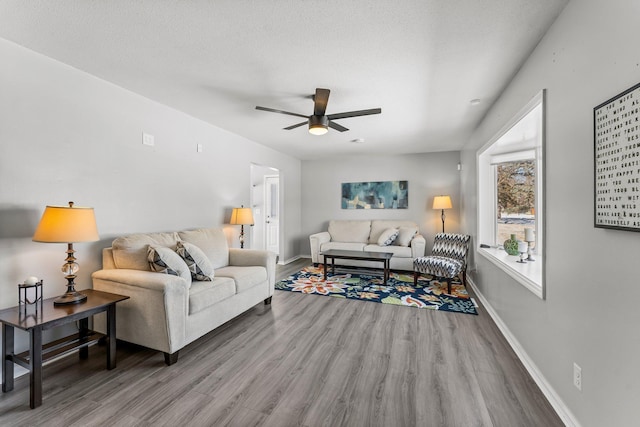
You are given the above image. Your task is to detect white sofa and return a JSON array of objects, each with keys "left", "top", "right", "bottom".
[
  {"left": 92, "top": 227, "right": 276, "bottom": 365},
  {"left": 309, "top": 220, "right": 426, "bottom": 271}
]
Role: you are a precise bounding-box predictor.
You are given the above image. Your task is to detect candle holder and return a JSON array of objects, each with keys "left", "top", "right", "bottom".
[
  {"left": 524, "top": 227, "right": 535, "bottom": 261},
  {"left": 516, "top": 241, "right": 528, "bottom": 263},
  {"left": 526, "top": 241, "right": 535, "bottom": 261},
  {"left": 518, "top": 250, "right": 528, "bottom": 263},
  {"left": 19, "top": 279, "right": 44, "bottom": 319}
]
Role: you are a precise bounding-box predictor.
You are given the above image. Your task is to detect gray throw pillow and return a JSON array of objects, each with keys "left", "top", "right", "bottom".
[{"left": 176, "top": 241, "right": 214, "bottom": 281}]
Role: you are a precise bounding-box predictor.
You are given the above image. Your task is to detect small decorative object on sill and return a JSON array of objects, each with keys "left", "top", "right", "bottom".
[
  {"left": 503, "top": 234, "right": 520, "bottom": 256},
  {"left": 517, "top": 241, "right": 528, "bottom": 263},
  {"left": 19, "top": 276, "right": 43, "bottom": 312},
  {"left": 524, "top": 227, "right": 535, "bottom": 261}
]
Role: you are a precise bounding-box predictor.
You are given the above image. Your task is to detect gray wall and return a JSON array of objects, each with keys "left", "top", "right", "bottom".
[
  {"left": 460, "top": 0, "right": 639, "bottom": 425},
  {"left": 0, "top": 38, "right": 301, "bottom": 345},
  {"left": 300, "top": 152, "right": 461, "bottom": 254}
]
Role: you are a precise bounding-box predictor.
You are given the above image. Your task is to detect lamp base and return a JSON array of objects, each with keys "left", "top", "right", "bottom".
[{"left": 53, "top": 290, "right": 87, "bottom": 306}]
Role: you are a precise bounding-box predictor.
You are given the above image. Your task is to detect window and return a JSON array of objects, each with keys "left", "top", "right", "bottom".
[
  {"left": 477, "top": 91, "right": 545, "bottom": 298},
  {"left": 496, "top": 158, "right": 536, "bottom": 244}
]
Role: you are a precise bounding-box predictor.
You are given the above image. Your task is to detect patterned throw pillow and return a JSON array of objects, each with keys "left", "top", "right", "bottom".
[
  {"left": 147, "top": 245, "right": 192, "bottom": 285},
  {"left": 176, "top": 241, "right": 214, "bottom": 281},
  {"left": 377, "top": 228, "right": 399, "bottom": 246},
  {"left": 394, "top": 227, "right": 417, "bottom": 246}
]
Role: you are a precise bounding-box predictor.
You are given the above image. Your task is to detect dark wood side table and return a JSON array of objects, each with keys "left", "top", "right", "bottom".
[
  {"left": 0, "top": 289, "right": 129, "bottom": 408},
  {"left": 322, "top": 249, "right": 393, "bottom": 284}
]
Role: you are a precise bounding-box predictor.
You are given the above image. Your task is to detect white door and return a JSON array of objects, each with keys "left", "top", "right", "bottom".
[{"left": 264, "top": 175, "right": 280, "bottom": 255}]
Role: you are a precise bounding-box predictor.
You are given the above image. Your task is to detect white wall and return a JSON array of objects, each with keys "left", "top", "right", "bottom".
[
  {"left": 301, "top": 152, "right": 461, "bottom": 254},
  {"left": 0, "top": 38, "right": 301, "bottom": 356},
  {"left": 460, "top": 1, "right": 640, "bottom": 425}
]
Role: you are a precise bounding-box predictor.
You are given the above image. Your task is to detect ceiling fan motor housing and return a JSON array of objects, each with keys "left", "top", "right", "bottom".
[{"left": 309, "top": 115, "right": 329, "bottom": 135}]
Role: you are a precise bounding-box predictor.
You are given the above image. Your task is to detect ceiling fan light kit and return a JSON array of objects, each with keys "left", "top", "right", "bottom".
[
  {"left": 308, "top": 115, "right": 328, "bottom": 135},
  {"left": 256, "top": 88, "right": 381, "bottom": 135}
]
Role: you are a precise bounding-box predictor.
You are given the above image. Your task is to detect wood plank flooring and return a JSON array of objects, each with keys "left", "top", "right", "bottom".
[{"left": 0, "top": 259, "right": 563, "bottom": 426}]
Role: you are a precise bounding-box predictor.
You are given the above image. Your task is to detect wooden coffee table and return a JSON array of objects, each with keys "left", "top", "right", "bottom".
[
  {"left": 0, "top": 289, "right": 129, "bottom": 408},
  {"left": 322, "top": 249, "right": 393, "bottom": 284}
]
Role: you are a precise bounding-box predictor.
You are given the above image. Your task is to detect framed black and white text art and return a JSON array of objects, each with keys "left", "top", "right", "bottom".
[{"left": 594, "top": 82, "right": 640, "bottom": 232}]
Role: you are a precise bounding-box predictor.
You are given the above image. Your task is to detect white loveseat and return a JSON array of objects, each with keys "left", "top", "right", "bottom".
[
  {"left": 309, "top": 220, "right": 426, "bottom": 271},
  {"left": 92, "top": 227, "right": 276, "bottom": 365}
]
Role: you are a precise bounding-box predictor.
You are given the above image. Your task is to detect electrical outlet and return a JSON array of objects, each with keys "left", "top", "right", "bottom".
[{"left": 573, "top": 362, "right": 582, "bottom": 391}]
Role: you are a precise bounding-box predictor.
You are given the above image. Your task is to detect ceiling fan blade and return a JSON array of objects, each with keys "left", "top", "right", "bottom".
[
  {"left": 313, "top": 88, "right": 330, "bottom": 116},
  {"left": 284, "top": 121, "right": 308, "bottom": 130},
  {"left": 328, "top": 121, "right": 349, "bottom": 132},
  {"left": 327, "top": 108, "right": 382, "bottom": 121},
  {"left": 255, "top": 106, "right": 309, "bottom": 119}
]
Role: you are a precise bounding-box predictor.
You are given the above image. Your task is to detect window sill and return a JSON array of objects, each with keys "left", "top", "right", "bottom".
[{"left": 478, "top": 247, "right": 544, "bottom": 299}]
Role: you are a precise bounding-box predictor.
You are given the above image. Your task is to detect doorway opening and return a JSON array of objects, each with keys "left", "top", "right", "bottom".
[{"left": 250, "top": 163, "right": 281, "bottom": 262}]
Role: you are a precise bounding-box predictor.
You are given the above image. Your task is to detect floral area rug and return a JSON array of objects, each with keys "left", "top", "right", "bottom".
[{"left": 275, "top": 265, "right": 478, "bottom": 315}]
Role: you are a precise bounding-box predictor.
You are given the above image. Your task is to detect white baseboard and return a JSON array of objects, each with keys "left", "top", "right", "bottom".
[
  {"left": 467, "top": 277, "right": 580, "bottom": 427},
  {"left": 280, "top": 254, "right": 310, "bottom": 265}
]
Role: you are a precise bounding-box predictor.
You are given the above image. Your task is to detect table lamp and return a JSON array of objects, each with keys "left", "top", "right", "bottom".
[
  {"left": 433, "top": 195, "right": 452, "bottom": 233},
  {"left": 230, "top": 205, "right": 254, "bottom": 249},
  {"left": 32, "top": 201, "right": 99, "bottom": 305}
]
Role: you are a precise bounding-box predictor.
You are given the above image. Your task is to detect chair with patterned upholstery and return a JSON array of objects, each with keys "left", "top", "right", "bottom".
[{"left": 413, "top": 233, "right": 471, "bottom": 294}]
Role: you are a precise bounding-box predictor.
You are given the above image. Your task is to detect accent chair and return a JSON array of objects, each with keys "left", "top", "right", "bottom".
[{"left": 413, "top": 233, "right": 471, "bottom": 294}]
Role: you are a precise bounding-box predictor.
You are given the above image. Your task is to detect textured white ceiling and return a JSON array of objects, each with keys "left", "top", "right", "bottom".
[{"left": 0, "top": 0, "right": 568, "bottom": 160}]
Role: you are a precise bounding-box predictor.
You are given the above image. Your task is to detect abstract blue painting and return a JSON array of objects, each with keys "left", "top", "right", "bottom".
[{"left": 341, "top": 181, "right": 408, "bottom": 209}]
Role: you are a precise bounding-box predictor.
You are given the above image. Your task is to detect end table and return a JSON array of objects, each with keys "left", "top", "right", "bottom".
[{"left": 1, "top": 289, "right": 129, "bottom": 408}]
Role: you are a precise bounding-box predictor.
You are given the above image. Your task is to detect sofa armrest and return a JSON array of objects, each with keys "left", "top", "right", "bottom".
[
  {"left": 309, "top": 231, "right": 331, "bottom": 263},
  {"left": 410, "top": 234, "right": 427, "bottom": 259},
  {"left": 91, "top": 269, "right": 188, "bottom": 354},
  {"left": 229, "top": 248, "right": 277, "bottom": 291}
]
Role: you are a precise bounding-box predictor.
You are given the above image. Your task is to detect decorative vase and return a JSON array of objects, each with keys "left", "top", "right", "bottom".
[{"left": 503, "top": 234, "right": 520, "bottom": 256}]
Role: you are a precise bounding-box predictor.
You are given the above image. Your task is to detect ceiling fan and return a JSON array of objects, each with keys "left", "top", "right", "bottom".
[{"left": 255, "top": 88, "right": 381, "bottom": 135}]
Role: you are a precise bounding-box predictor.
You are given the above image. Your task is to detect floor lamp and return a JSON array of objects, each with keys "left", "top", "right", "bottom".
[
  {"left": 433, "top": 195, "right": 452, "bottom": 233},
  {"left": 230, "top": 205, "right": 254, "bottom": 249}
]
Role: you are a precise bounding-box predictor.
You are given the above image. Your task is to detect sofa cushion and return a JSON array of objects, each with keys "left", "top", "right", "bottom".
[
  {"left": 112, "top": 232, "right": 180, "bottom": 271},
  {"left": 321, "top": 242, "right": 367, "bottom": 252},
  {"left": 364, "top": 244, "right": 412, "bottom": 258},
  {"left": 328, "top": 220, "right": 371, "bottom": 243},
  {"left": 189, "top": 277, "right": 236, "bottom": 315},
  {"left": 216, "top": 266, "right": 267, "bottom": 293},
  {"left": 176, "top": 241, "right": 214, "bottom": 281},
  {"left": 377, "top": 228, "right": 399, "bottom": 246},
  {"left": 394, "top": 226, "right": 418, "bottom": 247},
  {"left": 179, "top": 228, "right": 229, "bottom": 269},
  {"left": 370, "top": 220, "right": 419, "bottom": 244},
  {"left": 147, "top": 245, "right": 192, "bottom": 286}
]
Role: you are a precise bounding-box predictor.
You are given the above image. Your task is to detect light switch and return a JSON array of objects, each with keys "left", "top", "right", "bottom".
[
  {"left": 197, "top": 144, "right": 203, "bottom": 153},
  {"left": 142, "top": 132, "right": 155, "bottom": 146}
]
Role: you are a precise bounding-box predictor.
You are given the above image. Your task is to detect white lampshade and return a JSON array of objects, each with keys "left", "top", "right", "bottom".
[{"left": 433, "top": 195, "right": 452, "bottom": 210}]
